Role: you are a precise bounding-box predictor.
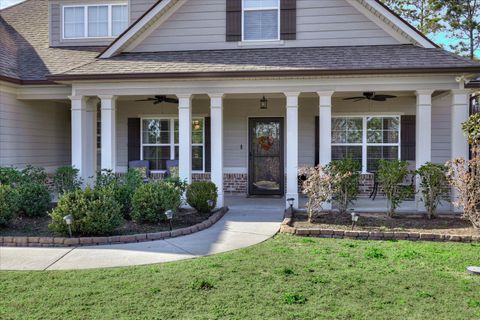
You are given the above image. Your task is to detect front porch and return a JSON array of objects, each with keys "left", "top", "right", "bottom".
[{"left": 68, "top": 76, "right": 471, "bottom": 212}]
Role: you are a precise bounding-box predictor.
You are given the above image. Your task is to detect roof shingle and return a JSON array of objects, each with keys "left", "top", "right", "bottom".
[
  {"left": 51, "top": 45, "right": 480, "bottom": 80},
  {"left": 0, "top": 0, "right": 102, "bottom": 83}
]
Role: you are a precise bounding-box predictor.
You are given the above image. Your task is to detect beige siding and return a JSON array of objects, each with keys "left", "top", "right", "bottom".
[
  {"left": 431, "top": 93, "right": 452, "bottom": 165},
  {"left": 132, "top": 0, "right": 401, "bottom": 52},
  {"left": 0, "top": 91, "right": 71, "bottom": 171},
  {"left": 49, "top": 0, "right": 127, "bottom": 47},
  {"left": 129, "top": 0, "right": 157, "bottom": 23}
]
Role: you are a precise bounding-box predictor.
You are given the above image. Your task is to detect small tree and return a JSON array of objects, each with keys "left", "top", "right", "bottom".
[
  {"left": 377, "top": 159, "right": 411, "bottom": 217},
  {"left": 327, "top": 157, "right": 360, "bottom": 214},
  {"left": 447, "top": 113, "right": 480, "bottom": 228},
  {"left": 416, "top": 162, "right": 448, "bottom": 219},
  {"left": 300, "top": 165, "right": 351, "bottom": 221}
]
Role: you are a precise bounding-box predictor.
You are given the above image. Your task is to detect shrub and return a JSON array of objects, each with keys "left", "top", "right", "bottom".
[
  {"left": 17, "top": 182, "right": 51, "bottom": 217},
  {"left": 0, "top": 184, "right": 19, "bottom": 226},
  {"left": 49, "top": 187, "right": 122, "bottom": 236},
  {"left": 416, "top": 163, "right": 448, "bottom": 219},
  {"left": 186, "top": 181, "right": 218, "bottom": 213},
  {"left": 96, "top": 169, "right": 144, "bottom": 218},
  {"left": 377, "top": 159, "right": 411, "bottom": 217},
  {"left": 164, "top": 176, "right": 188, "bottom": 195},
  {"left": 53, "top": 166, "right": 82, "bottom": 195},
  {"left": 327, "top": 157, "right": 360, "bottom": 214},
  {"left": 447, "top": 113, "right": 480, "bottom": 229},
  {"left": 300, "top": 165, "right": 351, "bottom": 221},
  {"left": 21, "top": 165, "right": 48, "bottom": 184},
  {"left": 0, "top": 167, "right": 22, "bottom": 185},
  {"left": 131, "top": 181, "right": 182, "bottom": 224}
]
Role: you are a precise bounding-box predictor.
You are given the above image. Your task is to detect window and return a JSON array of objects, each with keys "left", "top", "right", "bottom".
[
  {"left": 63, "top": 4, "right": 128, "bottom": 39},
  {"left": 64, "top": 7, "right": 85, "bottom": 38},
  {"left": 242, "top": 0, "right": 280, "bottom": 41},
  {"left": 332, "top": 116, "right": 401, "bottom": 172},
  {"left": 141, "top": 118, "right": 205, "bottom": 172}
]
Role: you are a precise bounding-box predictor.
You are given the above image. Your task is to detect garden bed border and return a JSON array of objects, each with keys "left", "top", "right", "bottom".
[
  {"left": 0, "top": 207, "right": 228, "bottom": 248},
  {"left": 280, "top": 217, "right": 480, "bottom": 243}
]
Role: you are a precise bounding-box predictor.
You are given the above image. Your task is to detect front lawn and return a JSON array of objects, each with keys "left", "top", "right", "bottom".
[{"left": 1, "top": 234, "right": 480, "bottom": 319}]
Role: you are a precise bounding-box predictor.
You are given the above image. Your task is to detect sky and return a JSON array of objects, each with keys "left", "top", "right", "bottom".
[{"left": 0, "top": 0, "right": 477, "bottom": 57}]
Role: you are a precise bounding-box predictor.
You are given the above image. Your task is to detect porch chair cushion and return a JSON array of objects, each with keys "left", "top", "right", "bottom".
[{"left": 128, "top": 160, "right": 150, "bottom": 179}]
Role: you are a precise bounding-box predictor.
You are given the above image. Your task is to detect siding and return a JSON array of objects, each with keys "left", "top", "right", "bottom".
[
  {"left": 0, "top": 91, "right": 71, "bottom": 172},
  {"left": 49, "top": 0, "right": 127, "bottom": 47},
  {"left": 115, "top": 95, "right": 418, "bottom": 173},
  {"left": 431, "top": 93, "right": 452, "bottom": 165},
  {"left": 132, "top": 0, "right": 402, "bottom": 52},
  {"left": 129, "top": 0, "right": 158, "bottom": 23}
]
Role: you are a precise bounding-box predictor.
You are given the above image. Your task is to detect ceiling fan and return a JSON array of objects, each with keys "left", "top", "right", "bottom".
[
  {"left": 344, "top": 92, "right": 397, "bottom": 102},
  {"left": 135, "top": 95, "right": 179, "bottom": 104}
]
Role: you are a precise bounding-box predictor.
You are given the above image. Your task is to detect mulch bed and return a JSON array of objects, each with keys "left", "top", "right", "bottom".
[
  {"left": 0, "top": 208, "right": 211, "bottom": 237},
  {"left": 292, "top": 211, "right": 480, "bottom": 237}
]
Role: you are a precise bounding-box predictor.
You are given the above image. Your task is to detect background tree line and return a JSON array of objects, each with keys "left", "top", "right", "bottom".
[{"left": 380, "top": 0, "right": 479, "bottom": 60}]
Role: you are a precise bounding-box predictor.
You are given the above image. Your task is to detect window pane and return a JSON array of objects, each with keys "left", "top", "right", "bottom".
[
  {"left": 367, "top": 117, "right": 400, "bottom": 143},
  {"left": 174, "top": 120, "right": 179, "bottom": 144},
  {"left": 244, "top": 0, "right": 279, "bottom": 9},
  {"left": 112, "top": 5, "right": 128, "bottom": 36},
  {"left": 142, "top": 119, "right": 170, "bottom": 144},
  {"left": 88, "top": 6, "right": 108, "bottom": 37},
  {"left": 64, "top": 7, "right": 85, "bottom": 38},
  {"left": 332, "top": 146, "right": 362, "bottom": 167},
  {"left": 367, "top": 146, "right": 399, "bottom": 172},
  {"left": 192, "top": 119, "right": 203, "bottom": 144},
  {"left": 332, "top": 117, "right": 363, "bottom": 144},
  {"left": 143, "top": 146, "right": 170, "bottom": 171},
  {"left": 192, "top": 146, "right": 203, "bottom": 171},
  {"left": 244, "top": 10, "right": 278, "bottom": 40}
]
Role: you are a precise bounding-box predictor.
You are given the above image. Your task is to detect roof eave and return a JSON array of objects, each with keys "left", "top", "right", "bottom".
[{"left": 47, "top": 67, "right": 480, "bottom": 82}]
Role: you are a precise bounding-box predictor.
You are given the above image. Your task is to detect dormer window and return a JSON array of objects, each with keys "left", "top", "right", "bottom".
[
  {"left": 63, "top": 4, "right": 128, "bottom": 39},
  {"left": 242, "top": 0, "right": 280, "bottom": 41}
]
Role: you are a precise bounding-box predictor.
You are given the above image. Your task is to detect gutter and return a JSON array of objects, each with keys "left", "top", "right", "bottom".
[
  {"left": 0, "top": 75, "right": 56, "bottom": 85},
  {"left": 47, "top": 67, "right": 480, "bottom": 82}
]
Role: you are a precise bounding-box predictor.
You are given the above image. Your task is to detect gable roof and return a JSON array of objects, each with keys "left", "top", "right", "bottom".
[
  {"left": 0, "top": 0, "right": 102, "bottom": 84},
  {"left": 99, "top": 0, "right": 437, "bottom": 59},
  {"left": 49, "top": 45, "right": 480, "bottom": 81}
]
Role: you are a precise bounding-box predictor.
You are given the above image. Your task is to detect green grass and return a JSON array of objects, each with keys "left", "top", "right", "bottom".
[{"left": 1, "top": 234, "right": 480, "bottom": 319}]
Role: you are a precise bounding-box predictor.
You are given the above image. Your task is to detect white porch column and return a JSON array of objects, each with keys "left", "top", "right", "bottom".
[
  {"left": 285, "top": 92, "right": 300, "bottom": 209},
  {"left": 209, "top": 94, "right": 224, "bottom": 208},
  {"left": 70, "top": 96, "right": 96, "bottom": 184},
  {"left": 451, "top": 89, "right": 470, "bottom": 213},
  {"left": 99, "top": 95, "right": 117, "bottom": 171},
  {"left": 415, "top": 90, "right": 433, "bottom": 211},
  {"left": 318, "top": 91, "right": 334, "bottom": 210},
  {"left": 178, "top": 94, "right": 192, "bottom": 184}
]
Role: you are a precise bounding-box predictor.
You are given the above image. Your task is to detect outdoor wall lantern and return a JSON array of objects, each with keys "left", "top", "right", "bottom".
[
  {"left": 260, "top": 96, "right": 268, "bottom": 110},
  {"left": 351, "top": 211, "right": 359, "bottom": 230},
  {"left": 165, "top": 210, "right": 174, "bottom": 231},
  {"left": 63, "top": 214, "right": 74, "bottom": 238}
]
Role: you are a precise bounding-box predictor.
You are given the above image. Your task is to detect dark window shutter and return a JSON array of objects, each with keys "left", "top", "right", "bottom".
[
  {"left": 128, "top": 118, "right": 141, "bottom": 163},
  {"left": 401, "top": 115, "right": 416, "bottom": 161},
  {"left": 280, "top": 0, "right": 296, "bottom": 40},
  {"left": 315, "top": 116, "right": 319, "bottom": 166},
  {"left": 226, "top": 0, "right": 242, "bottom": 41},
  {"left": 204, "top": 117, "right": 211, "bottom": 172}
]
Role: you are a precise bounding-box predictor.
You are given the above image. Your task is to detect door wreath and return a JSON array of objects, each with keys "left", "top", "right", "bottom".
[{"left": 258, "top": 135, "right": 274, "bottom": 151}]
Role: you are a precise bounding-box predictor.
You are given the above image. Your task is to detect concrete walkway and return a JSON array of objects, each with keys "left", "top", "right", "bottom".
[{"left": 0, "top": 196, "right": 284, "bottom": 271}]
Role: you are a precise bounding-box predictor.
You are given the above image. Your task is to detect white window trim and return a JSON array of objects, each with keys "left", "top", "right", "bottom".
[
  {"left": 62, "top": 3, "right": 127, "bottom": 40},
  {"left": 241, "top": 0, "right": 281, "bottom": 42},
  {"left": 140, "top": 116, "right": 205, "bottom": 173},
  {"left": 331, "top": 115, "right": 402, "bottom": 173}
]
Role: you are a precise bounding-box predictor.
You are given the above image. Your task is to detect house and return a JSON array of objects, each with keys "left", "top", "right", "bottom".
[{"left": 1, "top": 0, "right": 480, "bottom": 211}]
